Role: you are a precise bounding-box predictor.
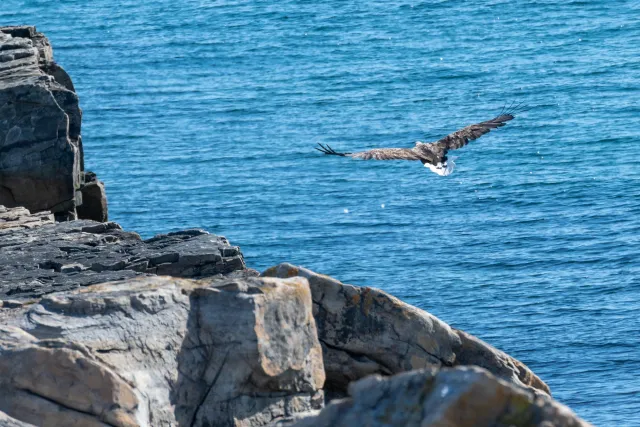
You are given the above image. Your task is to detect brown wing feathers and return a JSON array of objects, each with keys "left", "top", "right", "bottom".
[
  {"left": 437, "top": 115, "right": 512, "bottom": 150},
  {"left": 315, "top": 144, "right": 422, "bottom": 160},
  {"left": 316, "top": 103, "right": 528, "bottom": 164},
  {"left": 429, "top": 102, "right": 529, "bottom": 156}
]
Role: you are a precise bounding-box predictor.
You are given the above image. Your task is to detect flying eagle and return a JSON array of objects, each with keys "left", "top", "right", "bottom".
[{"left": 315, "top": 104, "right": 528, "bottom": 176}]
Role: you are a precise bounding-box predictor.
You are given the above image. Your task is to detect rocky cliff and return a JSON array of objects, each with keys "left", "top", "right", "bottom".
[
  {"left": 0, "top": 206, "right": 591, "bottom": 427},
  {"left": 0, "top": 27, "right": 593, "bottom": 427},
  {"left": 0, "top": 26, "right": 106, "bottom": 221}
]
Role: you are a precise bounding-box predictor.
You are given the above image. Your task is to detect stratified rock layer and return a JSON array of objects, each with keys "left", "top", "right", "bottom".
[
  {"left": 0, "top": 206, "right": 250, "bottom": 300},
  {"left": 0, "top": 205, "right": 53, "bottom": 231},
  {"left": 0, "top": 26, "right": 106, "bottom": 221},
  {"left": 262, "top": 263, "right": 550, "bottom": 396},
  {"left": 1, "top": 275, "right": 325, "bottom": 427},
  {"left": 289, "top": 367, "right": 591, "bottom": 427}
]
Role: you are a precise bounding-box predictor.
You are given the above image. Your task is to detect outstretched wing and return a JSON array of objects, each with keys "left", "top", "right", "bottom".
[
  {"left": 434, "top": 113, "right": 514, "bottom": 151},
  {"left": 420, "top": 104, "right": 527, "bottom": 161},
  {"left": 315, "top": 144, "right": 422, "bottom": 161},
  {"left": 316, "top": 103, "right": 527, "bottom": 165}
]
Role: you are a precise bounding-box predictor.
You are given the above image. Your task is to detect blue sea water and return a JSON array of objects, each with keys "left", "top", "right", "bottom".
[{"left": 2, "top": 0, "right": 640, "bottom": 424}]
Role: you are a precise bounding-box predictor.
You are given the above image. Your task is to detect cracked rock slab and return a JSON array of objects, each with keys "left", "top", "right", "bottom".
[
  {"left": 0, "top": 213, "right": 252, "bottom": 300},
  {"left": 290, "top": 366, "right": 591, "bottom": 427},
  {"left": 1, "top": 275, "right": 325, "bottom": 427},
  {"left": 262, "top": 263, "right": 550, "bottom": 396}
]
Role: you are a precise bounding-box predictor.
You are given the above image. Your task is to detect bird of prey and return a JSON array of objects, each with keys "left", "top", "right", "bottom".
[{"left": 315, "top": 104, "right": 528, "bottom": 176}]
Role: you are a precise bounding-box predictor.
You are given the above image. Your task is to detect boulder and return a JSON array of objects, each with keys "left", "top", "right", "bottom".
[
  {"left": 262, "top": 263, "right": 549, "bottom": 396},
  {"left": 0, "top": 26, "right": 105, "bottom": 221},
  {"left": 0, "top": 275, "right": 325, "bottom": 426},
  {"left": 0, "top": 208, "right": 252, "bottom": 300},
  {"left": 289, "top": 367, "right": 591, "bottom": 427}
]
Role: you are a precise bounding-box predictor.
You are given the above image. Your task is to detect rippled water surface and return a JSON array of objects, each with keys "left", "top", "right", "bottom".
[{"left": 3, "top": 1, "right": 640, "bottom": 424}]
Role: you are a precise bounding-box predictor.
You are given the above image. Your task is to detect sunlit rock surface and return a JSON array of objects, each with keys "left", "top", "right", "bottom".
[
  {"left": 262, "top": 263, "right": 550, "bottom": 396},
  {"left": 0, "top": 276, "right": 324, "bottom": 427}
]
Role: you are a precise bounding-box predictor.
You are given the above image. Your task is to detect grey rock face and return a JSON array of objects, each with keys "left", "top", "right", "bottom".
[
  {"left": 1, "top": 275, "right": 325, "bottom": 427},
  {"left": 0, "top": 26, "right": 105, "bottom": 220},
  {"left": 262, "top": 263, "right": 550, "bottom": 396},
  {"left": 0, "top": 206, "right": 250, "bottom": 300},
  {"left": 453, "top": 328, "right": 551, "bottom": 396},
  {"left": 290, "top": 367, "right": 591, "bottom": 427},
  {"left": 76, "top": 172, "right": 108, "bottom": 222}
]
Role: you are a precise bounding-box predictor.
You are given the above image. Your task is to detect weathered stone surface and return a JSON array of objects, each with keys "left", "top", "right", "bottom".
[
  {"left": 1, "top": 275, "right": 325, "bottom": 426},
  {"left": 453, "top": 328, "right": 551, "bottom": 396},
  {"left": 0, "top": 26, "right": 105, "bottom": 220},
  {"left": 0, "top": 410, "right": 36, "bottom": 427},
  {"left": 0, "top": 26, "right": 81, "bottom": 217},
  {"left": 290, "top": 367, "right": 591, "bottom": 427},
  {"left": 0, "top": 216, "right": 251, "bottom": 300},
  {"left": 0, "top": 326, "right": 139, "bottom": 427},
  {"left": 262, "top": 263, "right": 549, "bottom": 396},
  {"left": 0, "top": 205, "right": 53, "bottom": 232},
  {"left": 76, "top": 172, "right": 108, "bottom": 222}
]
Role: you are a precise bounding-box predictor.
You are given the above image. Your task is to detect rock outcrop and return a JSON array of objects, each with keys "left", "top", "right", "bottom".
[
  {"left": 0, "top": 209, "right": 592, "bottom": 427},
  {"left": 0, "top": 275, "right": 325, "bottom": 427},
  {"left": 288, "top": 367, "right": 591, "bottom": 427},
  {"left": 0, "top": 205, "right": 252, "bottom": 300},
  {"left": 0, "top": 26, "right": 106, "bottom": 221},
  {"left": 262, "top": 263, "right": 550, "bottom": 396}
]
